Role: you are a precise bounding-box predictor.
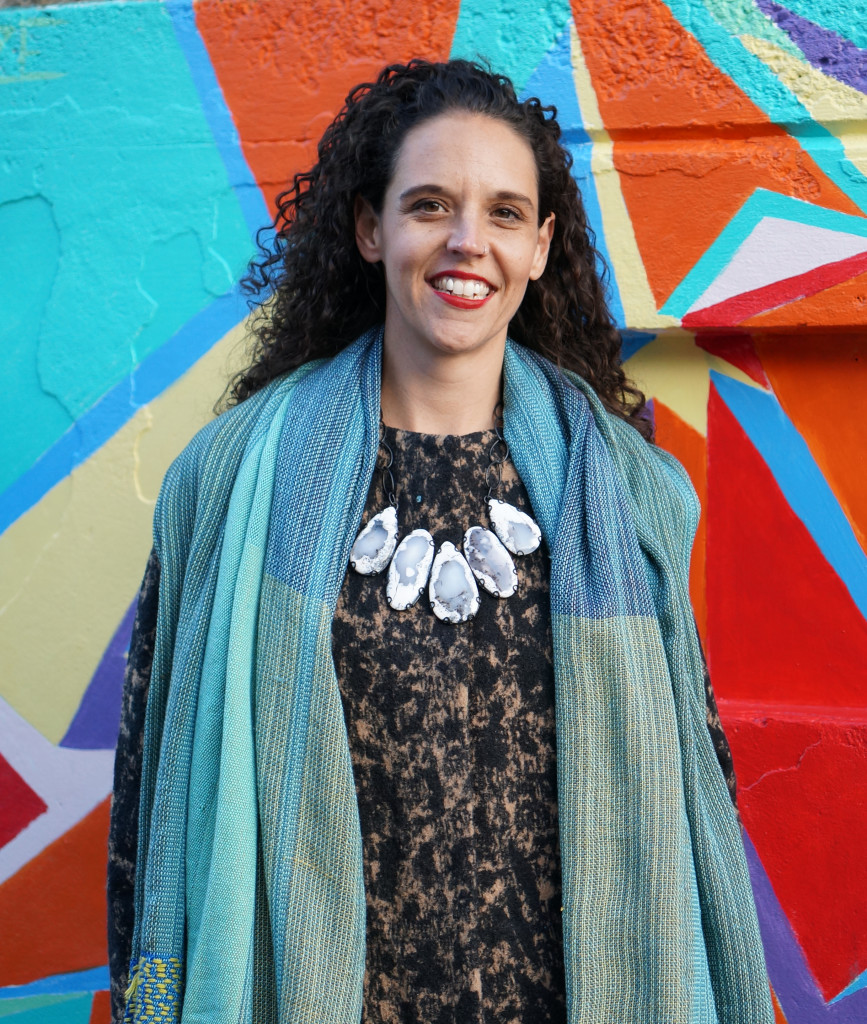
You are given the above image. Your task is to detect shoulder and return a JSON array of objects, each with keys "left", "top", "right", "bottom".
[{"left": 153, "top": 362, "right": 323, "bottom": 553}]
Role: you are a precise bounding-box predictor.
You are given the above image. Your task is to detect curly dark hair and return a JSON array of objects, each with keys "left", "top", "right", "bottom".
[{"left": 232, "top": 58, "right": 650, "bottom": 438}]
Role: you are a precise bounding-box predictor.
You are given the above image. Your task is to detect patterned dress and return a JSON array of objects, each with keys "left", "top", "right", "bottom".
[{"left": 108, "top": 427, "right": 736, "bottom": 1024}]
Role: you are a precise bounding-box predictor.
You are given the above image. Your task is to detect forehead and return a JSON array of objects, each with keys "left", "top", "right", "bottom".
[{"left": 388, "top": 112, "right": 539, "bottom": 202}]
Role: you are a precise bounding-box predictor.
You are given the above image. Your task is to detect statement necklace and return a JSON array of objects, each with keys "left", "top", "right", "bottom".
[{"left": 348, "top": 410, "right": 542, "bottom": 623}]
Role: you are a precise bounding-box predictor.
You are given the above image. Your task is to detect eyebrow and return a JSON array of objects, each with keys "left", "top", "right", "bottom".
[{"left": 398, "top": 184, "right": 536, "bottom": 207}]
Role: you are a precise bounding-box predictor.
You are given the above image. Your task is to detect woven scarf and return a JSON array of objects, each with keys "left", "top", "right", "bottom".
[{"left": 125, "top": 328, "right": 772, "bottom": 1024}]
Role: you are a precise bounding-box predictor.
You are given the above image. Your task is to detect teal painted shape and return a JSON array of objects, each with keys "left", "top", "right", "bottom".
[
  {"left": 700, "top": 0, "right": 802, "bottom": 57},
  {"left": 0, "top": 994, "right": 92, "bottom": 1023},
  {"left": 660, "top": 188, "right": 867, "bottom": 316},
  {"left": 661, "top": 0, "right": 867, "bottom": 213},
  {"left": 450, "top": 0, "right": 573, "bottom": 92},
  {"left": 0, "top": 2, "right": 253, "bottom": 494},
  {"left": 0, "top": 996, "right": 72, "bottom": 1020},
  {"left": 772, "top": 0, "right": 867, "bottom": 51}
]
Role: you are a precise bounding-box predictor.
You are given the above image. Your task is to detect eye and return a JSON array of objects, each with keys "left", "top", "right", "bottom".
[
  {"left": 413, "top": 199, "right": 446, "bottom": 214},
  {"left": 493, "top": 206, "right": 523, "bottom": 222}
]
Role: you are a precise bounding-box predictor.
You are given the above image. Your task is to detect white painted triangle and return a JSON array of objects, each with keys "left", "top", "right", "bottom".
[
  {"left": 688, "top": 216, "right": 867, "bottom": 313},
  {"left": 0, "top": 697, "right": 114, "bottom": 884}
]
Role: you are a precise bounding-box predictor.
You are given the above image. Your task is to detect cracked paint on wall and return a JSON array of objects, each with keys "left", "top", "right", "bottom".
[{"left": 0, "top": 1, "right": 866, "bottom": 1021}]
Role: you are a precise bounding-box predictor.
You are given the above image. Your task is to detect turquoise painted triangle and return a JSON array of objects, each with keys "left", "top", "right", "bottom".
[
  {"left": 660, "top": 188, "right": 867, "bottom": 318},
  {"left": 0, "top": 994, "right": 91, "bottom": 1023},
  {"left": 449, "top": 0, "right": 572, "bottom": 92}
]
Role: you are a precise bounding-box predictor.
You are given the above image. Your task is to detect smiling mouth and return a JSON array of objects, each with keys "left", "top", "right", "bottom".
[{"left": 429, "top": 275, "right": 493, "bottom": 299}]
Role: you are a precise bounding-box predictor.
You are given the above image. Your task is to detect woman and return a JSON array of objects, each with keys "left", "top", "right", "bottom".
[{"left": 109, "top": 59, "right": 771, "bottom": 1024}]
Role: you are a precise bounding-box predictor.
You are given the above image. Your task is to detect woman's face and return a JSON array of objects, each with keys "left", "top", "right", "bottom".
[{"left": 355, "top": 111, "right": 554, "bottom": 366}]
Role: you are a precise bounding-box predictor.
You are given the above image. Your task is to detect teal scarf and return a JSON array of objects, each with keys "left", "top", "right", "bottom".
[{"left": 125, "top": 328, "right": 772, "bottom": 1024}]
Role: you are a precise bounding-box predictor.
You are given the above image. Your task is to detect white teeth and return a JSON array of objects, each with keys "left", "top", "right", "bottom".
[{"left": 432, "top": 276, "right": 490, "bottom": 298}]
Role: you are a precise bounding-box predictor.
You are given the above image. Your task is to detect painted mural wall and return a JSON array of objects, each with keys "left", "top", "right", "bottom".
[{"left": 1, "top": 0, "right": 865, "bottom": 1020}]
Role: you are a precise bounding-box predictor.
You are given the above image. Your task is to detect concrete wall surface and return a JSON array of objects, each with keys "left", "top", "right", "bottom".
[{"left": 1, "top": 1, "right": 866, "bottom": 1020}]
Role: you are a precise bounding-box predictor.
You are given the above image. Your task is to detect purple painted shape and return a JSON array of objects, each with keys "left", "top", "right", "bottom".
[
  {"left": 744, "top": 832, "right": 867, "bottom": 1021},
  {"left": 60, "top": 598, "right": 137, "bottom": 750},
  {"left": 755, "top": 0, "right": 867, "bottom": 94}
]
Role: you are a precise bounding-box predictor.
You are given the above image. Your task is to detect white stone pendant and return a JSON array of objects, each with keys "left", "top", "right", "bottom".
[
  {"left": 349, "top": 506, "right": 398, "bottom": 576},
  {"left": 487, "top": 498, "right": 542, "bottom": 556},
  {"left": 463, "top": 526, "right": 518, "bottom": 598},
  {"left": 387, "top": 529, "right": 435, "bottom": 610},
  {"left": 429, "top": 541, "right": 481, "bottom": 624}
]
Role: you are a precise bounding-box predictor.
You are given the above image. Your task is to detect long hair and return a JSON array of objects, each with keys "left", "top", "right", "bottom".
[{"left": 232, "top": 59, "right": 650, "bottom": 438}]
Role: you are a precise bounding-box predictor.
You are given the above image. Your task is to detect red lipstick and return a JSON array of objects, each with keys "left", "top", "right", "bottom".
[{"left": 428, "top": 269, "right": 495, "bottom": 309}]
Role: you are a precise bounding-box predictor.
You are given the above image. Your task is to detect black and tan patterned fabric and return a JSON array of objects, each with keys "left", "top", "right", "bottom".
[
  {"left": 108, "top": 427, "right": 737, "bottom": 1024},
  {"left": 332, "top": 427, "right": 565, "bottom": 1024}
]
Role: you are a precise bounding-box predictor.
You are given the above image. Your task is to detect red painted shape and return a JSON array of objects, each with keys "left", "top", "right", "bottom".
[
  {"left": 652, "top": 400, "right": 708, "bottom": 643},
  {"left": 743, "top": 267, "right": 867, "bottom": 329},
  {"left": 89, "top": 990, "right": 112, "bottom": 1024},
  {"left": 754, "top": 333, "right": 867, "bottom": 554},
  {"left": 684, "top": 250, "right": 867, "bottom": 329},
  {"left": 0, "top": 797, "right": 110, "bottom": 986},
  {"left": 720, "top": 703, "right": 867, "bottom": 1001},
  {"left": 194, "top": 0, "right": 460, "bottom": 213},
  {"left": 705, "top": 383, "right": 867, "bottom": 706},
  {"left": 695, "top": 333, "right": 770, "bottom": 388},
  {"left": 0, "top": 752, "right": 47, "bottom": 849},
  {"left": 569, "top": 0, "right": 862, "bottom": 308}
]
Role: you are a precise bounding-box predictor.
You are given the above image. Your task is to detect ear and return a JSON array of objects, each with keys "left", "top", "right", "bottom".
[
  {"left": 529, "top": 212, "right": 555, "bottom": 281},
  {"left": 354, "top": 195, "right": 383, "bottom": 264}
]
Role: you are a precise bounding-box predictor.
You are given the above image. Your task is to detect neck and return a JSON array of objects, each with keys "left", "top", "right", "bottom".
[{"left": 380, "top": 336, "right": 505, "bottom": 435}]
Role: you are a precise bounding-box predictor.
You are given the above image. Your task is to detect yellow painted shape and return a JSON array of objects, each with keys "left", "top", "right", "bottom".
[
  {"left": 624, "top": 331, "right": 761, "bottom": 436},
  {"left": 0, "top": 322, "right": 250, "bottom": 741},
  {"left": 739, "top": 34, "right": 867, "bottom": 178},
  {"left": 569, "top": 24, "right": 680, "bottom": 332}
]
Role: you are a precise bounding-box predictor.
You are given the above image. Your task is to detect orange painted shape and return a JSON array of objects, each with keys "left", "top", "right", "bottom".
[
  {"left": 0, "top": 797, "right": 110, "bottom": 987},
  {"left": 194, "top": 0, "right": 460, "bottom": 212},
  {"left": 695, "top": 333, "right": 769, "bottom": 388},
  {"left": 569, "top": 0, "right": 863, "bottom": 307},
  {"left": 754, "top": 333, "right": 867, "bottom": 554},
  {"left": 653, "top": 400, "right": 708, "bottom": 643},
  {"left": 742, "top": 267, "right": 867, "bottom": 329},
  {"left": 89, "top": 991, "right": 111, "bottom": 1024},
  {"left": 706, "top": 383, "right": 867, "bottom": 706}
]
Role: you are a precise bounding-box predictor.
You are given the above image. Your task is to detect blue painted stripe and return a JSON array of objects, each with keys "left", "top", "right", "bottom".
[
  {"left": 520, "top": 26, "right": 626, "bottom": 327},
  {"left": 833, "top": 967, "right": 867, "bottom": 1003},
  {"left": 165, "top": 0, "right": 271, "bottom": 241},
  {"left": 661, "top": 189, "right": 867, "bottom": 316},
  {"left": 0, "top": 287, "right": 248, "bottom": 537},
  {"left": 661, "top": 0, "right": 867, "bottom": 215},
  {"left": 0, "top": 967, "right": 109, "bottom": 1000},
  {"left": 712, "top": 371, "right": 867, "bottom": 619}
]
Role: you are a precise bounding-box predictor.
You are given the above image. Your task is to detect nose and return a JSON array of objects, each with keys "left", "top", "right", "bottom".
[{"left": 447, "top": 214, "right": 488, "bottom": 258}]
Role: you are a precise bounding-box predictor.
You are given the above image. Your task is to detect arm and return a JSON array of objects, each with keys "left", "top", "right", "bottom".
[{"left": 107, "top": 549, "right": 160, "bottom": 1024}]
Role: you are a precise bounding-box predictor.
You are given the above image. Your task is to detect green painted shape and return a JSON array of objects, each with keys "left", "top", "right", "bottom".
[
  {"left": 0, "top": 994, "right": 91, "bottom": 1022},
  {"left": 0, "top": 2, "right": 253, "bottom": 494},
  {"left": 449, "top": 0, "right": 573, "bottom": 91},
  {"left": 774, "top": 0, "right": 867, "bottom": 51},
  {"left": 700, "top": 0, "right": 802, "bottom": 57}
]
